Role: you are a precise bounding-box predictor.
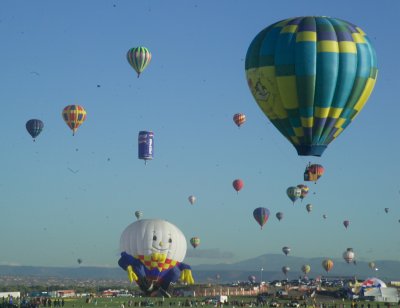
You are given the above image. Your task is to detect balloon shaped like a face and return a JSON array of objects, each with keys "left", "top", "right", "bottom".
[{"left": 120, "top": 219, "right": 187, "bottom": 265}]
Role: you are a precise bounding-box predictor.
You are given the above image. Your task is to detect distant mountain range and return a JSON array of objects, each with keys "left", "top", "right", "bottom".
[{"left": 0, "top": 254, "right": 399, "bottom": 284}]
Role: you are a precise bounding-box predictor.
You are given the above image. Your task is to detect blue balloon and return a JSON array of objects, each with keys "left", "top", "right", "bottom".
[{"left": 26, "top": 119, "right": 44, "bottom": 140}]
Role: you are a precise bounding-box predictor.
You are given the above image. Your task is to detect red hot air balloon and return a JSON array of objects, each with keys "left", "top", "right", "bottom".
[
  {"left": 304, "top": 163, "right": 325, "bottom": 183},
  {"left": 232, "top": 179, "right": 244, "bottom": 193},
  {"left": 233, "top": 113, "right": 246, "bottom": 127}
]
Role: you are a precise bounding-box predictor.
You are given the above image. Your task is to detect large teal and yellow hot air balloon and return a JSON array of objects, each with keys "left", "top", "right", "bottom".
[{"left": 245, "top": 17, "right": 377, "bottom": 156}]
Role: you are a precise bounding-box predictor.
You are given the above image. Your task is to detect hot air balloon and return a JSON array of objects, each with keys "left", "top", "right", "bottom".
[
  {"left": 368, "top": 262, "right": 376, "bottom": 270},
  {"left": 127, "top": 46, "right": 152, "bottom": 77},
  {"left": 77, "top": 258, "right": 82, "bottom": 264},
  {"left": 322, "top": 259, "right": 334, "bottom": 273},
  {"left": 304, "top": 163, "right": 325, "bottom": 182},
  {"left": 276, "top": 212, "right": 284, "bottom": 221},
  {"left": 301, "top": 264, "right": 311, "bottom": 275},
  {"left": 253, "top": 207, "right": 270, "bottom": 229},
  {"left": 62, "top": 105, "right": 87, "bottom": 136},
  {"left": 190, "top": 237, "right": 200, "bottom": 249},
  {"left": 26, "top": 119, "right": 44, "bottom": 141},
  {"left": 135, "top": 211, "right": 143, "bottom": 220},
  {"left": 343, "top": 248, "right": 355, "bottom": 264},
  {"left": 287, "top": 186, "right": 302, "bottom": 203},
  {"left": 282, "top": 266, "right": 290, "bottom": 276},
  {"left": 306, "top": 204, "right": 313, "bottom": 213},
  {"left": 119, "top": 219, "right": 194, "bottom": 297},
  {"left": 282, "top": 246, "right": 291, "bottom": 256},
  {"left": 248, "top": 275, "right": 256, "bottom": 284},
  {"left": 188, "top": 195, "right": 196, "bottom": 205},
  {"left": 233, "top": 113, "right": 246, "bottom": 127},
  {"left": 233, "top": 179, "right": 244, "bottom": 193},
  {"left": 138, "top": 131, "right": 154, "bottom": 164},
  {"left": 343, "top": 220, "right": 350, "bottom": 229},
  {"left": 384, "top": 208, "right": 389, "bottom": 214},
  {"left": 322, "top": 214, "right": 327, "bottom": 219},
  {"left": 297, "top": 184, "right": 309, "bottom": 200},
  {"left": 245, "top": 17, "right": 378, "bottom": 157}
]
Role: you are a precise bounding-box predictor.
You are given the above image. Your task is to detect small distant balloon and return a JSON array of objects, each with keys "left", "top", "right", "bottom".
[
  {"left": 304, "top": 163, "right": 324, "bottom": 183},
  {"left": 369, "top": 262, "right": 376, "bottom": 270},
  {"left": 233, "top": 113, "right": 246, "bottom": 127},
  {"left": 248, "top": 275, "right": 256, "bottom": 283},
  {"left": 343, "top": 220, "right": 350, "bottom": 229},
  {"left": 301, "top": 264, "right": 311, "bottom": 275},
  {"left": 232, "top": 179, "right": 244, "bottom": 193},
  {"left": 190, "top": 237, "right": 200, "bottom": 249},
  {"left": 188, "top": 195, "right": 196, "bottom": 205},
  {"left": 282, "top": 266, "right": 290, "bottom": 276},
  {"left": 343, "top": 248, "right": 355, "bottom": 264},
  {"left": 253, "top": 207, "right": 270, "bottom": 229},
  {"left": 287, "top": 186, "right": 301, "bottom": 204},
  {"left": 322, "top": 214, "right": 327, "bottom": 219},
  {"left": 306, "top": 204, "right": 313, "bottom": 213},
  {"left": 127, "top": 46, "right": 152, "bottom": 77},
  {"left": 384, "top": 208, "right": 389, "bottom": 213},
  {"left": 62, "top": 105, "right": 87, "bottom": 136},
  {"left": 26, "top": 119, "right": 44, "bottom": 141},
  {"left": 322, "top": 259, "right": 334, "bottom": 273},
  {"left": 297, "top": 184, "right": 309, "bottom": 201},
  {"left": 282, "top": 246, "right": 291, "bottom": 256},
  {"left": 276, "top": 212, "right": 284, "bottom": 221},
  {"left": 138, "top": 131, "right": 154, "bottom": 164},
  {"left": 135, "top": 211, "right": 143, "bottom": 220},
  {"left": 77, "top": 258, "right": 82, "bottom": 264}
]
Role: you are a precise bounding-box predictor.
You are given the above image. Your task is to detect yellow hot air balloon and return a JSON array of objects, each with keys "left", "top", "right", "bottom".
[{"left": 62, "top": 105, "right": 87, "bottom": 136}]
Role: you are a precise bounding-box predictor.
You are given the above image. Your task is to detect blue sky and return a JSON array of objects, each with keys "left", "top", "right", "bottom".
[{"left": 0, "top": 0, "right": 399, "bottom": 274}]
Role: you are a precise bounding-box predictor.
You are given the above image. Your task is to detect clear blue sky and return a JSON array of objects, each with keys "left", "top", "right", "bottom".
[{"left": 0, "top": 0, "right": 399, "bottom": 272}]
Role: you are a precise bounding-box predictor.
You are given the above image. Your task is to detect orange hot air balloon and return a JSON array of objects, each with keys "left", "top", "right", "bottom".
[
  {"left": 62, "top": 105, "right": 87, "bottom": 136},
  {"left": 322, "top": 259, "right": 334, "bottom": 273},
  {"left": 233, "top": 113, "right": 246, "bottom": 127}
]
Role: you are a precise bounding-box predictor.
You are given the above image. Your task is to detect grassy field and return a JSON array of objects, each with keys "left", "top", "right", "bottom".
[{"left": 36, "top": 296, "right": 389, "bottom": 308}]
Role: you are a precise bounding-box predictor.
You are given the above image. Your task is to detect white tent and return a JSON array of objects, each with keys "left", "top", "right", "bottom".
[{"left": 362, "top": 287, "right": 399, "bottom": 303}]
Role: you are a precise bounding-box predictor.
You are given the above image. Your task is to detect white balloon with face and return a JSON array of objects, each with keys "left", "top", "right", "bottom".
[{"left": 120, "top": 219, "right": 187, "bottom": 263}]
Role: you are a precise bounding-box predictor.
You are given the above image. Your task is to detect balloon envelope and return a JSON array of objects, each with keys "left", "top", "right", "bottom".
[
  {"left": 297, "top": 184, "right": 309, "bottom": 200},
  {"left": 343, "top": 220, "right": 350, "bottom": 229},
  {"left": 233, "top": 179, "right": 244, "bottom": 192},
  {"left": 322, "top": 259, "right": 334, "bottom": 272},
  {"left": 62, "top": 105, "right": 87, "bottom": 135},
  {"left": 26, "top": 119, "right": 44, "bottom": 140},
  {"left": 276, "top": 212, "right": 284, "bottom": 221},
  {"left": 343, "top": 249, "right": 355, "bottom": 264},
  {"left": 190, "top": 237, "right": 200, "bottom": 248},
  {"left": 127, "top": 46, "right": 152, "bottom": 77},
  {"left": 282, "top": 246, "right": 291, "bottom": 256},
  {"left": 188, "top": 195, "right": 196, "bottom": 205},
  {"left": 282, "top": 266, "right": 290, "bottom": 276},
  {"left": 253, "top": 207, "right": 270, "bottom": 229},
  {"left": 301, "top": 264, "right": 311, "bottom": 275},
  {"left": 233, "top": 113, "right": 246, "bottom": 127},
  {"left": 306, "top": 204, "right": 313, "bottom": 213},
  {"left": 245, "top": 16, "right": 378, "bottom": 157},
  {"left": 287, "top": 186, "right": 301, "bottom": 203},
  {"left": 135, "top": 211, "right": 143, "bottom": 220},
  {"left": 304, "top": 163, "right": 325, "bottom": 182},
  {"left": 248, "top": 275, "right": 256, "bottom": 283}
]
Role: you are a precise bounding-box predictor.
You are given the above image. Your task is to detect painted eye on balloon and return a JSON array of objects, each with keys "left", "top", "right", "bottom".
[
  {"left": 153, "top": 235, "right": 157, "bottom": 241},
  {"left": 168, "top": 238, "right": 172, "bottom": 243}
]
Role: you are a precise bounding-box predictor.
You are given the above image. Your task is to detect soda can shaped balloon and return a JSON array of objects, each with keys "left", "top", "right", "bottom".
[{"left": 138, "top": 131, "right": 154, "bottom": 163}]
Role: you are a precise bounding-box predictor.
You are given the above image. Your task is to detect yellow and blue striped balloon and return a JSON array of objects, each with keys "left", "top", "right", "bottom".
[{"left": 245, "top": 17, "right": 378, "bottom": 156}]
